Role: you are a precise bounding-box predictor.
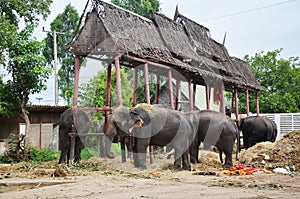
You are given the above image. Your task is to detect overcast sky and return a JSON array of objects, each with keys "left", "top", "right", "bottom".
[
  {"left": 30, "top": 0, "right": 300, "bottom": 105},
  {"left": 37, "top": 0, "right": 300, "bottom": 59}
]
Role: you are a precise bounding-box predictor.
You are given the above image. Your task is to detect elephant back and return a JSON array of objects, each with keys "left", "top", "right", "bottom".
[{"left": 59, "top": 108, "right": 91, "bottom": 135}]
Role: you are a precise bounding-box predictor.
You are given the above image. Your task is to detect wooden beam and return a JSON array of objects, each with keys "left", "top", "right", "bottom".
[
  {"left": 115, "top": 56, "right": 123, "bottom": 106},
  {"left": 234, "top": 88, "right": 239, "bottom": 121},
  {"left": 245, "top": 89, "right": 250, "bottom": 116},
  {"left": 73, "top": 55, "right": 80, "bottom": 108},
  {"left": 188, "top": 78, "right": 194, "bottom": 111},
  {"left": 168, "top": 69, "right": 174, "bottom": 109},
  {"left": 256, "top": 92, "right": 260, "bottom": 116},
  {"left": 133, "top": 67, "right": 138, "bottom": 107},
  {"left": 155, "top": 74, "right": 160, "bottom": 104},
  {"left": 206, "top": 84, "right": 210, "bottom": 110},
  {"left": 144, "top": 63, "right": 151, "bottom": 104}
]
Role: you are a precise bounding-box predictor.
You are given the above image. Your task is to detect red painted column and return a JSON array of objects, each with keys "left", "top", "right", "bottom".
[
  {"left": 144, "top": 63, "right": 150, "bottom": 104},
  {"left": 105, "top": 64, "right": 112, "bottom": 131},
  {"left": 143, "top": 63, "right": 153, "bottom": 164},
  {"left": 234, "top": 88, "right": 239, "bottom": 121},
  {"left": 155, "top": 74, "right": 160, "bottom": 104},
  {"left": 231, "top": 90, "right": 235, "bottom": 113},
  {"left": 133, "top": 67, "right": 138, "bottom": 107},
  {"left": 168, "top": 69, "right": 174, "bottom": 109},
  {"left": 73, "top": 55, "right": 80, "bottom": 108},
  {"left": 206, "top": 84, "right": 210, "bottom": 110},
  {"left": 188, "top": 78, "right": 194, "bottom": 111},
  {"left": 115, "top": 56, "right": 123, "bottom": 106},
  {"left": 256, "top": 92, "right": 260, "bottom": 116},
  {"left": 175, "top": 80, "right": 180, "bottom": 110},
  {"left": 219, "top": 83, "right": 225, "bottom": 114},
  {"left": 245, "top": 89, "right": 250, "bottom": 116},
  {"left": 193, "top": 83, "right": 196, "bottom": 110}
]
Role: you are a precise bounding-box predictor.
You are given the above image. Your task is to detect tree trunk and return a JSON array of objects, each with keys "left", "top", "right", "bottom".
[{"left": 21, "top": 93, "right": 30, "bottom": 151}]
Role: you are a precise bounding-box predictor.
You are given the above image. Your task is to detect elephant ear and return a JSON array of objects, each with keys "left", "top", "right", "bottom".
[
  {"left": 130, "top": 105, "right": 151, "bottom": 127},
  {"left": 111, "top": 106, "right": 132, "bottom": 134}
]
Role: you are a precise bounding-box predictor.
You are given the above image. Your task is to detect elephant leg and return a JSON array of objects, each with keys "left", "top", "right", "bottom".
[
  {"left": 74, "top": 138, "right": 84, "bottom": 162},
  {"left": 58, "top": 137, "right": 70, "bottom": 164},
  {"left": 133, "top": 138, "right": 148, "bottom": 170},
  {"left": 121, "top": 137, "right": 126, "bottom": 163},
  {"left": 219, "top": 148, "right": 224, "bottom": 164},
  {"left": 189, "top": 139, "right": 200, "bottom": 164},
  {"left": 223, "top": 151, "right": 233, "bottom": 168},
  {"left": 181, "top": 151, "right": 191, "bottom": 171},
  {"left": 126, "top": 136, "right": 133, "bottom": 159}
]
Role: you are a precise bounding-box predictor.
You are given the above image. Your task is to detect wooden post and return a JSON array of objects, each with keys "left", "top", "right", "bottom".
[
  {"left": 220, "top": 83, "right": 225, "bottom": 114},
  {"left": 143, "top": 63, "right": 153, "bottom": 164},
  {"left": 193, "top": 83, "right": 196, "bottom": 110},
  {"left": 188, "top": 78, "right": 194, "bottom": 111},
  {"left": 105, "top": 64, "right": 112, "bottom": 131},
  {"left": 168, "top": 69, "right": 174, "bottom": 109},
  {"left": 206, "top": 84, "right": 210, "bottom": 110},
  {"left": 73, "top": 55, "right": 80, "bottom": 108},
  {"left": 175, "top": 80, "right": 180, "bottom": 110},
  {"left": 69, "top": 55, "right": 81, "bottom": 162},
  {"left": 115, "top": 56, "right": 123, "bottom": 106},
  {"left": 245, "top": 89, "right": 250, "bottom": 116},
  {"left": 144, "top": 63, "right": 150, "bottom": 104},
  {"left": 133, "top": 67, "right": 138, "bottom": 107},
  {"left": 256, "top": 92, "right": 260, "bottom": 116},
  {"left": 234, "top": 88, "right": 239, "bottom": 121},
  {"left": 155, "top": 74, "right": 160, "bottom": 104}
]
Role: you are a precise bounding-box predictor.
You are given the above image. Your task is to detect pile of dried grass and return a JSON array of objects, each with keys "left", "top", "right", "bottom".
[{"left": 238, "top": 130, "right": 300, "bottom": 171}]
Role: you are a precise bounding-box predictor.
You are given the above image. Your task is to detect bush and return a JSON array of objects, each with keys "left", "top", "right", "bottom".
[{"left": 29, "top": 147, "right": 59, "bottom": 162}]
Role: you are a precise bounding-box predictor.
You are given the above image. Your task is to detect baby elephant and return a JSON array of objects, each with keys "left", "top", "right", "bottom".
[{"left": 58, "top": 108, "right": 91, "bottom": 164}]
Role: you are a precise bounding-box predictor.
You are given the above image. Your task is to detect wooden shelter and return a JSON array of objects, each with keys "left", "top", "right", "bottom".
[{"left": 71, "top": 0, "right": 262, "bottom": 118}]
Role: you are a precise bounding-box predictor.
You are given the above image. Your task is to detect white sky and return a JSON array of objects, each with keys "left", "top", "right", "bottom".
[
  {"left": 36, "top": 0, "right": 300, "bottom": 59},
  {"left": 29, "top": 0, "right": 300, "bottom": 105}
]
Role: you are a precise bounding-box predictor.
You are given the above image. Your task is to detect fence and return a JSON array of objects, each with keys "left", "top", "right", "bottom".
[{"left": 248, "top": 113, "right": 300, "bottom": 141}]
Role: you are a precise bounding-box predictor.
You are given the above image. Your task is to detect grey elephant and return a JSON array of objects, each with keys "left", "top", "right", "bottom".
[
  {"left": 185, "top": 110, "right": 239, "bottom": 168},
  {"left": 239, "top": 116, "right": 277, "bottom": 149},
  {"left": 96, "top": 115, "right": 132, "bottom": 161},
  {"left": 58, "top": 108, "right": 91, "bottom": 164},
  {"left": 108, "top": 104, "right": 196, "bottom": 171}
]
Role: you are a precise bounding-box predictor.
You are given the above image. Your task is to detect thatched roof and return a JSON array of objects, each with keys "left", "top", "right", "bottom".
[{"left": 71, "top": 0, "right": 262, "bottom": 91}]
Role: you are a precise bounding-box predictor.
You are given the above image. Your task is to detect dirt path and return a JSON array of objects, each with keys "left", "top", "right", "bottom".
[{"left": 1, "top": 169, "right": 300, "bottom": 199}]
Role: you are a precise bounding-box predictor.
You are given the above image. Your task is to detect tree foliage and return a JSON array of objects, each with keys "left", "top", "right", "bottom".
[
  {"left": 79, "top": 67, "right": 133, "bottom": 109},
  {"left": 5, "top": 24, "right": 52, "bottom": 149},
  {"left": 43, "top": 4, "right": 82, "bottom": 105},
  {"left": 240, "top": 49, "right": 300, "bottom": 113},
  {"left": 110, "top": 0, "right": 161, "bottom": 19},
  {"left": 0, "top": 0, "right": 52, "bottom": 64}
]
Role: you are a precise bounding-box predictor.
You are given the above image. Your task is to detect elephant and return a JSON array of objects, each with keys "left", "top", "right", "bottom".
[
  {"left": 107, "top": 104, "right": 196, "bottom": 171},
  {"left": 58, "top": 108, "right": 91, "bottom": 164},
  {"left": 184, "top": 110, "right": 239, "bottom": 168},
  {"left": 96, "top": 115, "right": 132, "bottom": 161},
  {"left": 239, "top": 116, "right": 277, "bottom": 149}
]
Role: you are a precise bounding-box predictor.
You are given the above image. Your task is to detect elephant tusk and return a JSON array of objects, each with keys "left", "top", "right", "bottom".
[{"left": 165, "top": 148, "right": 175, "bottom": 157}]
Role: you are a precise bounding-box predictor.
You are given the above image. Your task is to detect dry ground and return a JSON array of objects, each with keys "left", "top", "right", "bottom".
[{"left": 1, "top": 131, "right": 300, "bottom": 199}]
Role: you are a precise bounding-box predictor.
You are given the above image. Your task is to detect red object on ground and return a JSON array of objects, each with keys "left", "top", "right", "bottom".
[{"left": 219, "top": 164, "right": 272, "bottom": 175}]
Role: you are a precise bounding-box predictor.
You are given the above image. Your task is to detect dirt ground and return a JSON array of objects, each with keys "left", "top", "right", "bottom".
[{"left": 1, "top": 131, "right": 300, "bottom": 199}]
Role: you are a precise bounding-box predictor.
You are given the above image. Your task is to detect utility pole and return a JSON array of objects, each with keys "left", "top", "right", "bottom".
[{"left": 43, "top": 27, "right": 65, "bottom": 106}]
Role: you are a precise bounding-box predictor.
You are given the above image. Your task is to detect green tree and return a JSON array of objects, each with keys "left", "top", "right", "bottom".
[
  {"left": 0, "top": 0, "right": 52, "bottom": 64},
  {"left": 241, "top": 49, "right": 300, "bottom": 113},
  {"left": 6, "top": 25, "right": 52, "bottom": 150},
  {"left": 80, "top": 67, "right": 133, "bottom": 109},
  {"left": 43, "top": 4, "right": 82, "bottom": 105},
  {"left": 110, "top": 0, "right": 161, "bottom": 19}
]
